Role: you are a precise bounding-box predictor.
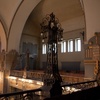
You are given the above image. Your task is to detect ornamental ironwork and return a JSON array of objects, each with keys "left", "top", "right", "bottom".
[{"left": 40, "top": 13, "right": 63, "bottom": 85}]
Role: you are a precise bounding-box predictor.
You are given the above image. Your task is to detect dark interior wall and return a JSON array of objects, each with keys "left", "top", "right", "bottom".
[{"left": 61, "top": 61, "right": 81, "bottom": 72}]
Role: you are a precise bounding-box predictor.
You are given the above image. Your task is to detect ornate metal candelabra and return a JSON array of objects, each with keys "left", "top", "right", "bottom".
[{"left": 40, "top": 13, "right": 63, "bottom": 97}]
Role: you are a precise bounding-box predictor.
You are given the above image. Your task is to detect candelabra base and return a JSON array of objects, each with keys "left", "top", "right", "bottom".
[
  {"left": 41, "top": 80, "right": 62, "bottom": 98},
  {"left": 41, "top": 85, "right": 52, "bottom": 98},
  {"left": 50, "top": 80, "right": 62, "bottom": 97}
]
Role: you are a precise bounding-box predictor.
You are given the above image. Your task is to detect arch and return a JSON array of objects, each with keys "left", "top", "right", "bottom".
[
  {"left": 82, "top": 0, "right": 100, "bottom": 42},
  {"left": 0, "top": 21, "right": 7, "bottom": 51},
  {"left": 8, "top": 0, "right": 41, "bottom": 52}
]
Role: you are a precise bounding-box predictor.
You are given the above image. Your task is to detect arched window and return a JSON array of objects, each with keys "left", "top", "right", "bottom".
[
  {"left": 61, "top": 40, "right": 66, "bottom": 53},
  {"left": 42, "top": 44, "right": 46, "bottom": 54},
  {"left": 75, "top": 38, "right": 81, "bottom": 52},
  {"left": 68, "top": 39, "right": 73, "bottom": 52}
]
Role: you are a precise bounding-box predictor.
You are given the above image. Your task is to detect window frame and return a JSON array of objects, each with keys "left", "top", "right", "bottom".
[
  {"left": 68, "top": 39, "right": 73, "bottom": 52},
  {"left": 42, "top": 44, "right": 46, "bottom": 54},
  {"left": 61, "top": 40, "right": 66, "bottom": 53},
  {"left": 75, "top": 38, "right": 81, "bottom": 52}
]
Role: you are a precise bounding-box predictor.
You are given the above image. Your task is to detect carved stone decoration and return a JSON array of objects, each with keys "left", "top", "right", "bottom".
[
  {"left": 92, "top": 45, "right": 100, "bottom": 60},
  {"left": 94, "top": 60, "right": 99, "bottom": 76},
  {"left": 95, "top": 32, "right": 100, "bottom": 45},
  {"left": 84, "top": 32, "right": 100, "bottom": 83},
  {"left": 0, "top": 49, "right": 6, "bottom": 71},
  {"left": 6, "top": 50, "right": 19, "bottom": 70},
  {"left": 96, "top": 68, "right": 100, "bottom": 86}
]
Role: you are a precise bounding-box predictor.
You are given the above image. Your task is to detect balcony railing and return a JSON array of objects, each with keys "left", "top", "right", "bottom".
[
  {"left": 61, "top": 80, "right": 97, "bottom": 94},
  {"left": 10, "top": 70, "right": 90, "bottom": 84},
  {"left": 0, "top": 88, "right": 43, "bottom": 100},
  {"left": 45, "top": 85, "right": 100, "bottom": 100},
  {"left": 0, "top": 80, "right": 98, "bottom": 100}
]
